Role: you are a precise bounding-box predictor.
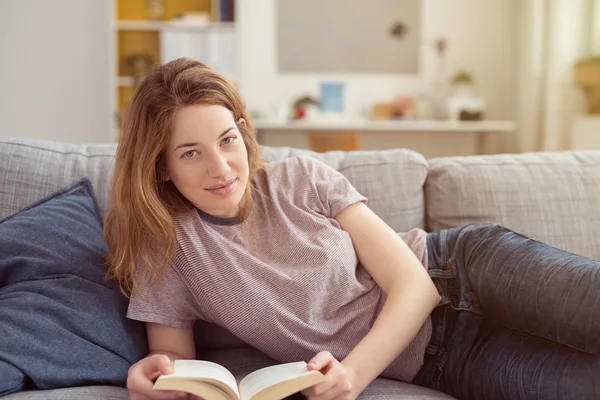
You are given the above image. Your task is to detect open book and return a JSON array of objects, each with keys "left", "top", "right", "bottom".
[{"left": 153, "top": 359, "right": 325, "bottom": 400}]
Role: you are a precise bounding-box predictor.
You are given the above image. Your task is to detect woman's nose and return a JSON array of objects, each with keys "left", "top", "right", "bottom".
[{"left": 206, "top": 152, "right": 231, "bottom": 178}]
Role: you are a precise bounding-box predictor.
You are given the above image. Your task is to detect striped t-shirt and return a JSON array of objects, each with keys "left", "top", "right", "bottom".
[{"left": 127, "top": 155, "right": 432, "bottom": 382}]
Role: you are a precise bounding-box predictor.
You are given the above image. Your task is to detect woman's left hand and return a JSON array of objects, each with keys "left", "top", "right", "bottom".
[{"left": 301, "top": 351, "right": 360, "bottom": 400}]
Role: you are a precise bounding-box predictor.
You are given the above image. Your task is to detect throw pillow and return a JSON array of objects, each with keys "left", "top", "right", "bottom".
[{"left": 0, "top": 178, "right": 148, "bottom": 395}]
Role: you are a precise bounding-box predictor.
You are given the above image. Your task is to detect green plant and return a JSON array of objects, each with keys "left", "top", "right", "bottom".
[
  {"left": 292, "top": 95, "right": 320, "bottom": 109},
  {"left": 451, "top": 70, "right": 474, "bottom": 85}
]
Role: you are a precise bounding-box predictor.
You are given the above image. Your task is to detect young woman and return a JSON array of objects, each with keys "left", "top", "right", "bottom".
[{"left": 104, "top": 58, "right": 600, "bottom": 400}]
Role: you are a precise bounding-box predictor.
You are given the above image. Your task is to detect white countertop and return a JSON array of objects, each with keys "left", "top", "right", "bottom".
[{"left": 253, "top": 119, "right": 517, "bottom": 133}]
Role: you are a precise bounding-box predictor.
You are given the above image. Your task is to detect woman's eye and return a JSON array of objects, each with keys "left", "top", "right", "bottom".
[
  {"left": 182, "top": 150, "right": 197, "bottom": 158},
  {"left": 222, "top": 136, "right": 236, "bottom": 145}
]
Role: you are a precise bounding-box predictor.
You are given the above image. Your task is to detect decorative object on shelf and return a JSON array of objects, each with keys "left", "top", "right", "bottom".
[
  {"left": 319, "top": 82, "right": 344, "bottom": 112},
  {"left": 292, "top": 95, "right": 320, "bottom": 120},
  {"left": 147, "top": 0, "right": 165, "bottom": 21},
  {"left": 446, "top": 69, "right": 486, "bottom": 121},
  {"left": 574, "top": 57, "right": 600, "bottom": 114},
  {"left": 125, "top": 53, "right": 155, "bottom": 86},
  {"left": 392, "top": 94, "right": 416, "bottom": 118},
  {"left": 172, "top": 12, "right": 211, "bottom": 26},
  {"left": 371, "top": 103, "right": 396, "bottom": 120},
  {"left": 371, "top": 96, "right": 416, "bottom": 121}
]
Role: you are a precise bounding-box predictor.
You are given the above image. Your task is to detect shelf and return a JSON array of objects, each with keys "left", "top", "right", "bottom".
[
  {"left": 253, "top": 119, "right": 518, "bottom": 133},
  {"left": 116, "top": 20, "right": 235, "bottom": 32},
  {"left": 117, "top": 76, "right": 136, "bottom": 87}
]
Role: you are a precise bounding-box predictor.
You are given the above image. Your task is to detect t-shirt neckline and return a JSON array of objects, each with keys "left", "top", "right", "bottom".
[{"left": 196, "top": 208, "right": 241, "bottom": 226}]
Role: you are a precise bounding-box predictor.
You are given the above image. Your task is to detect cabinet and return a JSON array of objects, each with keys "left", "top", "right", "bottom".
[{"left": 111, "top": 0, "right": 236, "bottom": 140}]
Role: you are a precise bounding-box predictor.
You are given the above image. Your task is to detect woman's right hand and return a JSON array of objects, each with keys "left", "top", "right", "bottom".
[{"left": 127, "top": 354, "right": 191, "bottom": 399}]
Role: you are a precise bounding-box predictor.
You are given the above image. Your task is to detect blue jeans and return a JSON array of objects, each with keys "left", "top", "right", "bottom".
[{"left": 414, "top": 224, "right": 600, "bottom": 400}]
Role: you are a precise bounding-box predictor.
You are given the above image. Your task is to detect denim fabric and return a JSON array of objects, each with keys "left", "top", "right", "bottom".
[{"left": 414, "top": 224, "right": 600, "bottom": 400}]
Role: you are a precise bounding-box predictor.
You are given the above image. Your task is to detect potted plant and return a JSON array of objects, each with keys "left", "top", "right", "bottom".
[
  {"left": 450, "top": 70, "right": 474, "bottom": 85},
  {"left": 292, "top": 95, "right": 320, "bottom": 120},
  {"left": 450, "top": 70, "right": 476, "bottom": 97},
  {"left": 447, "top": 69, "right": 485, "bottom": 121}
]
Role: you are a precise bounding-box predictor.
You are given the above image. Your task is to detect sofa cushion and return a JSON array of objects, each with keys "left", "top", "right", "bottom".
[
  {"left": 0, "top": 137, "right": 428, "bottom": 237},
  {"left": 3, "top": 353, "right": 456, "bottom": 400},
  {"left": 3, "top": 348, "right": 456, "bottom": 399},
  {"left": 2, "top": 386, "right": 128, "bottom": 400},
  {"left": 0, "top": 137, "right": 116, "bottom": 221},
  {"left": 0, "top": 179, "right": 148, "bottom": 394},
  {"left": 262, "top": 146, "right": 429, "bottom": 233},
  {"left": 426, "top": 151, "right": 600, "bottom": 260},
  {"left": 201, "top": 348, "right": 455, "bottom": 400}
]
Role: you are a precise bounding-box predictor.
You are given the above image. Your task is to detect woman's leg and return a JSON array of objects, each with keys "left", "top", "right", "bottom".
[{"left": 414, "top": 224, "right": 600, "bottom": 400}]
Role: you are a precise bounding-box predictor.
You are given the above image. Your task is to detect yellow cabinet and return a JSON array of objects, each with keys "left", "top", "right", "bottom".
[{"left": 112, "top": 0, "right": 235, "bottom": 136}]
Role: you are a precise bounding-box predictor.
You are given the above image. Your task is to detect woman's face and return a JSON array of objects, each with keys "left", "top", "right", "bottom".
[{"left": 163, "top": 104, "right": 249, "bottom": 218}]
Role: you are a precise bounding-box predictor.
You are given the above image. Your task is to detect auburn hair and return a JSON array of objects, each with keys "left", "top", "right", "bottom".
[{"left": 104, "top": 57, "right": 264, "bottom": 296}]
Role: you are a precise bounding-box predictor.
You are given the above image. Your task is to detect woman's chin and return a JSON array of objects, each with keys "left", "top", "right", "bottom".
[{"left": 196, "top": 196, "right": 243, "bottom": 218}]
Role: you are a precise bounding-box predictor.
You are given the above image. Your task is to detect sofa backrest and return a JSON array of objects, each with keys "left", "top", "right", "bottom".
[
  {"left": 2, "top": 136, "right": 598, "bottom": 260},
  {"left": 426, "top": 151, "right": 600, "bottom": 260},
  {"left": 0, "top": 137, "right": 428, "bottom": 234},
  {"left": 0, "top": 137, "right": 117, "bottom": 221},
  {"left": 261, "top": 146, "right": 428, "bottom": 232}
]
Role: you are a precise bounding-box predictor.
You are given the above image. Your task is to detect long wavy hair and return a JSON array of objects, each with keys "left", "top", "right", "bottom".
[{"left": 104, "top": 58, "right": 264, "bottom": 296}]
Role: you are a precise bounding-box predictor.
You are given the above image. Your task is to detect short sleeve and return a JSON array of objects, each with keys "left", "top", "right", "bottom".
[
  {"left": 298, "top": 156, "right": 367, "bottom": 218},
  {"left": 127, "top": 256, "right": 199, "bottom": 329}
]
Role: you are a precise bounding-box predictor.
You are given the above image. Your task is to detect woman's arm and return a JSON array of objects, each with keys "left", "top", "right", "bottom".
[
  {"left": 146, "top": 322, "right": 196, "bottom": 360},
  {"left": 335, "top": 202, "right": 440, "bottom": 393},
  {"left": 126, "top": 323, "right": 196, "bottom": 399}
]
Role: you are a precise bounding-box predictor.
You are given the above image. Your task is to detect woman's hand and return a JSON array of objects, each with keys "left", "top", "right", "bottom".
[
  {"left": 301, "top": 351, "right": 360, "bottom": 400},
  {"left": 127, "top": 354, "right": 197, "bottom": 400}
]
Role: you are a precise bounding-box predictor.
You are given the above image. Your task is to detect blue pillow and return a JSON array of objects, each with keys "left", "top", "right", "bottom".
[{"left": 0, "top": 179, "right": 148, "bottom": 395}]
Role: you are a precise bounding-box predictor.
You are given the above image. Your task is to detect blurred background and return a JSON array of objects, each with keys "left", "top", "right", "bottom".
[{"left": 0, "top": 0, "right": 599, "bottom": 158}]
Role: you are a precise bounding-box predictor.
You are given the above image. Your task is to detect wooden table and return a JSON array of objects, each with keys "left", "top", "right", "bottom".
[{"left": 253, "top": 119, "right": 517, "bottom": 154}]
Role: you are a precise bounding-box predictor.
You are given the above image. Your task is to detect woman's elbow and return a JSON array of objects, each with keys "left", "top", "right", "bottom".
[
  {"left": 390, "top": 272, "right": 440, "bottom": 309},
  {"left": 404, "top": 273, "right": 440, "bottom": 311},
  {"left": 423, "top": 275, "right": 441, "bottom": 309}
]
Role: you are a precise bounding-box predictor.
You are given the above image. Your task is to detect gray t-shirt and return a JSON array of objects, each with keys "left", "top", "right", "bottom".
[{"left": 128, "top": 155, "right": 431, "bottom": 382}]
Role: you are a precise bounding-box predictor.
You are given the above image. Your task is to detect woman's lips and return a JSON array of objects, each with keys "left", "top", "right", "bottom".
[{"left": 205, "top": 179, "right": 237, "bottom": 196}]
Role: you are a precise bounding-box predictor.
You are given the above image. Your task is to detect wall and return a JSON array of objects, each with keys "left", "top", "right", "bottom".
[
  {"left": 0, "top": 1, "right": 112, "bottom": 144},
  {"left": 237, "top": 0, "right": 518, "bottom": 155}
]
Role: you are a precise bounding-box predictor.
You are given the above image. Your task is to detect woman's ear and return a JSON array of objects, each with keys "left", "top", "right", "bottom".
[
  {"left": 236, "top": 118, "right": 247, "bottom": 128},
  {"left": 159, "top": 163, "right": 171, "bottom": 181}
]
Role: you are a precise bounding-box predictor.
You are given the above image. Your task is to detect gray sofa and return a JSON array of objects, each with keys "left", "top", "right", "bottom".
[{"left": 1, "top": 136, "right": 599, "bottom": 400}]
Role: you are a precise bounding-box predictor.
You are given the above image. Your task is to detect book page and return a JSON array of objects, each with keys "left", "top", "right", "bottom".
[
  {"left": 154, "top": 378, "right": 232, "bottom": 400},
  {"left": 239, "top": 362, "right": 324, "bottom": 400},
  {"left": 160, "top": 359, "right": 240, "bottom": 399}
]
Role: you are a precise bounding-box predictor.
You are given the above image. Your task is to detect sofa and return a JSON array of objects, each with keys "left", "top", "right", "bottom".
[{"left": 1, "top": 135, "right": 599, "bottom": 400}]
